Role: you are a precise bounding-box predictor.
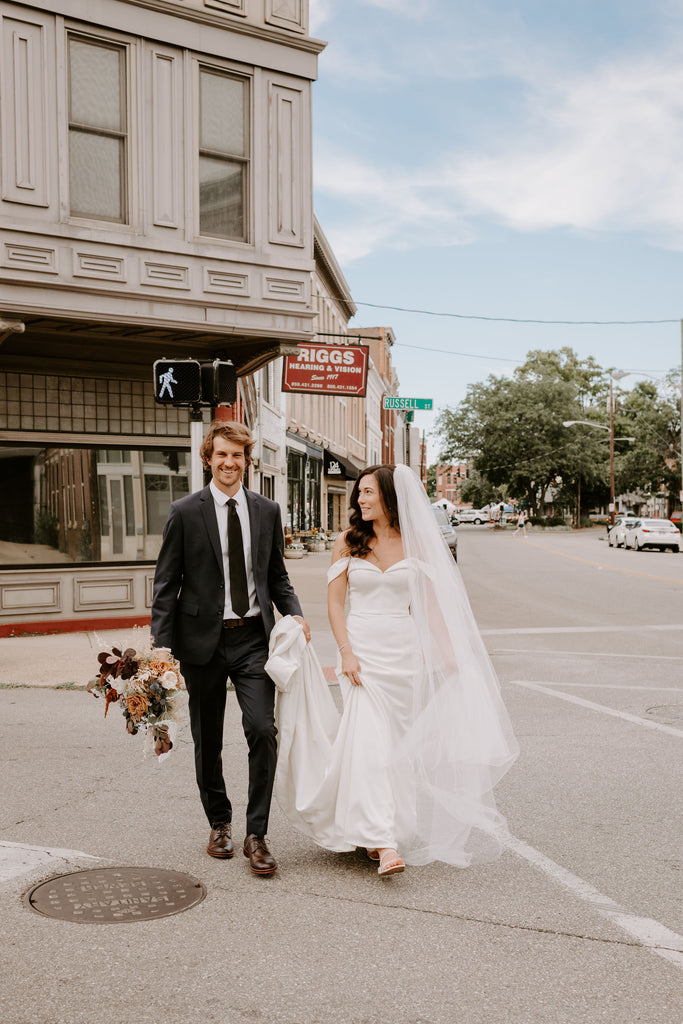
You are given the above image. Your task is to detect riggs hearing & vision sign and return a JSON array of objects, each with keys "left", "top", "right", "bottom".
[{"left": 282, "top": 344, "right": 369, "bottom": 396}]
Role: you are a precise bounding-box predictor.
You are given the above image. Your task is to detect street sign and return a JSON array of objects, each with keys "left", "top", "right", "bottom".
[
  {"left": 154, "top": 359, "right": 201, "bottom": 404},
  {"left": 382, "top": 396, "right": 433, "bottom": 410}
]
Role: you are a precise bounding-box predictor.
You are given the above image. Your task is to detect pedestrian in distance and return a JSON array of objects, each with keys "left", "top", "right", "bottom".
[
  {"left": 274, "top": 464, "right": 518, "bottom": 875},
  {"left": 151, "top": 420, "right": 310, "bottom": 875},
  {"left": 513, "top": 509, "right": 527, "bottom": 537}
]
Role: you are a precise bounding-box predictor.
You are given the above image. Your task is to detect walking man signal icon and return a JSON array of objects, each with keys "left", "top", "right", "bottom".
[{"left": 158, "top": 367, "right": 177, "bottom": 398}]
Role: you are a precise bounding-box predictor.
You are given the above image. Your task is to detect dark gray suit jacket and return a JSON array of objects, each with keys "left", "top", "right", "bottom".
[{"left": 151, "top": 484, "right": 302, "bottom": 665}]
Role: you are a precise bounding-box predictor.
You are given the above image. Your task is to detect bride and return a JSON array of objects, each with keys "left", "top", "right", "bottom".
[{"left": 273, "top": 464, "right": 518, "bottom": 876}]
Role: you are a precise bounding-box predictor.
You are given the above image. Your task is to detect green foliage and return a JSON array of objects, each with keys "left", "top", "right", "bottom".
[
  {"left": 435, "top": 348, "right": 611, "bottom": 508},
  {"left": 458, "top": 468, "right": 505, "bottom": 508},
  {"left": 615, "top": 374, "right": 681, "bottom": 504}
]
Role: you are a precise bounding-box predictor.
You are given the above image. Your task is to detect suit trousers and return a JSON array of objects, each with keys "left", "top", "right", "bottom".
[{"left": 181, "top": 621, "right": 276, "bottom": 837}]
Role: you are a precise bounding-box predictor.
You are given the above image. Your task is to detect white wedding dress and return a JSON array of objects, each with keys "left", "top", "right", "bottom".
[
  {"left": 271, "top": 466, "right": 518, "bottom": 867},
  {"left": 320, "top": 555, "right": 422, "bottom": 852}
]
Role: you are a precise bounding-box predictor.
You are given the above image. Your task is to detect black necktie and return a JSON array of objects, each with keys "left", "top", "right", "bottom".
[{"left": 227, "top": 498, "right": 249, "bottom": 618}]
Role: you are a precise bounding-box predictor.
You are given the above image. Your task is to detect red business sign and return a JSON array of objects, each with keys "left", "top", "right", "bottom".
[{"left": 282, "top": 343, "right": 369, "bottom": 396}]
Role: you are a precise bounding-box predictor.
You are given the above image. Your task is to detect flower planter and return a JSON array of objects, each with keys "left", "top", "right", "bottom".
[
  {"left": 284, "top": 547, "right": 305, "bottom": 559},
  {"left": 305, "top": 539, "right": 326, "bottom": 553}
]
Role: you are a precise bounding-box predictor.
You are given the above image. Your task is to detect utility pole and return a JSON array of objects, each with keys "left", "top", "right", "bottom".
[
  {"left": 609, "top": 376, "right": 616, "bottom": 527},
  {"left": 680, "top": 320, "right": 683, "bottom": 509}
]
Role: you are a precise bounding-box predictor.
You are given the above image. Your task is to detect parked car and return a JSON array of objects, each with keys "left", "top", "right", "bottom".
[
  {"left": 607, "top": 513, "right": 637, "bottom": 547},
  {"left": 624, "top": 518, "right": 682, "bottom": 552},
  {"left": 670, "top": 510, "right": 682, "bottom": 531},
  {"left": 452, "top": 508, "right": 488, "bottom": 525},
  {"left": 432, "top": 507, "right": 458, "bottom": 560}
]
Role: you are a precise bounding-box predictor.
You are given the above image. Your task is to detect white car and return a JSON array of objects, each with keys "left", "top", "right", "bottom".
[
  {"left": 607, "top": 513, "right": 637, "bottom": 548},
  {"left": 452, "top": 508, "right": 488, "bottom": 525},
  {"left": 624, "top": 518, "right": 682, "bottom": 552}
]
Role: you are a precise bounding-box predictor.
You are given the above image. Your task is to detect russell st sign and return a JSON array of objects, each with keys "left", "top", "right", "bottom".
[{"left": 382, "top": 396, "right": 433, "bottom": 410}]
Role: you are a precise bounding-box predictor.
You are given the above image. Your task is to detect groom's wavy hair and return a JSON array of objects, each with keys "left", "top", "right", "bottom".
[{"left": 345, "top": 465, "right": 399, "bottom": 558}]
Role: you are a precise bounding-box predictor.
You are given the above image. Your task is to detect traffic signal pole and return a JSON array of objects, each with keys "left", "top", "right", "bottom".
[{"left": 190, "top": 406, "right": 204, "bottom": 494}]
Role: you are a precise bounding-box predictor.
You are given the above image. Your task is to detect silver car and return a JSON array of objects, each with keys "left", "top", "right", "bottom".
[
  {"left": 624, "top": 518, "right": 682, "bottom": 552},
  {"left": 433, "top": 507, "right": 458, "bottom": 560}
]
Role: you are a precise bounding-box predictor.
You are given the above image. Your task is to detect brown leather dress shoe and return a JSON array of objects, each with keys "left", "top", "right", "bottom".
[
  {"left": 207, "top": 822, "right": 234, "bottom": 858},
  {"left": 243, "top": 834, "right": 277, "bottom": 875}
]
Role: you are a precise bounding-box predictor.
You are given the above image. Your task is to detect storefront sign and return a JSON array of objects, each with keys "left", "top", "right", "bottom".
[
  {"left": 282, "top": 344, "right": 369, "bottom": 396},
  {"left": 323, "top": 449, "right": 359, "bottom": 479}
]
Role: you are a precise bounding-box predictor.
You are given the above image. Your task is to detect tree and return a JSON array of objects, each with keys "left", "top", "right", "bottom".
[
  {"left": 434, "top": 348, "right": 610, "bottom": 512},
  {"left": 615, "top": 373, "right": 681, "bottom": 510},
  {"left": 458, "top": 469, "right": 505, "bottom": 509}
]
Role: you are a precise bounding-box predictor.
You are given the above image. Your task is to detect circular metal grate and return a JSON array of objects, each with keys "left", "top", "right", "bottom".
[{"left": 25, "top": 867, "right": 206, "bottom": 923}]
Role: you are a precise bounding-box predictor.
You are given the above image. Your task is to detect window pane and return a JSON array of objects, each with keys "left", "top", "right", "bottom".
[
  {"left": 199, "top": 157, "right": 244, "bottom": 238},
  {"left": 200, "top": 72, "right": 244, "bottom": 156},
  {"left": 171, "top": 475, "right": 190, "bottom": 502},
  {"left": 0, "top": 446, "right": 190, "bottom": 565},
  {"left": 98, "top": 475, "right": 109, "bottom": 536},
  {"left": 69, "top": 131, "right": 124, "bottom": 220},
  {"left": 69, "top": 38, "right": 124, "bottom": 132},
  {"left": 123, "top": 475, "right": 135, "bottom": 536},
  {"left": 145, "top": 474, "right": 171, "bottom": 534}
]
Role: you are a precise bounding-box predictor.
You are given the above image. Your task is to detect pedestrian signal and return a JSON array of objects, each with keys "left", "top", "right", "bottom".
[
  {"left": 153, "top": 359, "right": 201, "bottom": 404},
  {"left": 201, "top": 359, "right": 237, "bottom": 406}
]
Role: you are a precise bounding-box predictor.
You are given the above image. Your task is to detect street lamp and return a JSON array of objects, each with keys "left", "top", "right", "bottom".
[{"left": 563, "top": 409, "right": 635, "bottom": 527}]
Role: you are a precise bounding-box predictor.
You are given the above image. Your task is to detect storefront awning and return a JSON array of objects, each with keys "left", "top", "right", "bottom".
[{"left": 324, "top": 449, "right": 359, "bottom": 480}]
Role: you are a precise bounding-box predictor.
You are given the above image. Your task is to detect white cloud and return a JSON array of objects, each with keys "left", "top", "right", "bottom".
[
  {"left": 314, "top": 146, "right": 475, "bottom": 262},
  {"left": 309, "top": 0, "right": 334, "bottom": 35},
  {"left": 315, "top": 49, "right": 683, "bottom": 260},
  {"left": 451, "top": 56, "right": 683, "bottom": 241}
]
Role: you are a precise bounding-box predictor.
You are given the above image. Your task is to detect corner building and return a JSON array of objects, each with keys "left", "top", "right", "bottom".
[{"left": 0, "top": 0, "right": 324, "bottom": 633}]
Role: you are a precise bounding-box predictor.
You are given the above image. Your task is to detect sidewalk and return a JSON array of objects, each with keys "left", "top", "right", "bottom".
[{"left": 0, "top": 549, "right": 337, "bottom": 688}]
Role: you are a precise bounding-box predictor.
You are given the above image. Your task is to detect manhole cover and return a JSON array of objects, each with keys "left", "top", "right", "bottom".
[{"left": 25, "top": 867, "right": 206, "bottom": 923}]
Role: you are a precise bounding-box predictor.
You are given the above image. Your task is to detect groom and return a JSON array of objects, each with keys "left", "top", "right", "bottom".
[{"left": 151, "top": 420, "right": 309, "bottom": 875}]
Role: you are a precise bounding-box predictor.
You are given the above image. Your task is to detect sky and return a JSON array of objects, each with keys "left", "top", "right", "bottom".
[{"left": 308, "top": 0, "right": 683, "bottom": 454}]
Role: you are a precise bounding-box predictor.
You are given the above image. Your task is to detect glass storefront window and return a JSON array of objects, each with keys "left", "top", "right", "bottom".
[{"left": 0, "top": 445, "right": 189, "bottom": 566}]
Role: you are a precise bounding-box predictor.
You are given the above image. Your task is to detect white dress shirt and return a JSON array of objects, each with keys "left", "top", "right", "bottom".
[{"left": 210, "top": 480, "right": 260, "bottom": 620}]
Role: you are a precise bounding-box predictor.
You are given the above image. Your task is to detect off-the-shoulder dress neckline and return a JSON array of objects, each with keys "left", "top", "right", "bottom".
[{"left": 333, "top": 555, "right": 409, "bottom": 575}]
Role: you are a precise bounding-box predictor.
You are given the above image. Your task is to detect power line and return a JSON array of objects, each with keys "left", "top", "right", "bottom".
[
  {"left": 354, "top": 300, "right": 679, "bottom": 326},
  {"left": 396, "top": 342, "right": 521, "bottom": 363},
  {"left": 313, "top": 331, "right": 669, "bottom": 375}
]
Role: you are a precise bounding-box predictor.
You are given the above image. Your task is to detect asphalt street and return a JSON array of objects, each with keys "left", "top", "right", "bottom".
[{"left": 1, "top": 526, "right": 682, "bottom": 1024}]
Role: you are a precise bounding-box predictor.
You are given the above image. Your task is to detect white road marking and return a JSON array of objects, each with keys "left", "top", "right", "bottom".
[
  {"left": 503, "top": 833, "right": 683, "bottom": 969},
  {"left": 482, "top": 624, "right": 683, "bottom": 636},
  {"left": 510, "top": 680, "right": 683, "bottom": 738},
  {"left": 0, "top": 840, "right": 100, "bottom": 883},
  {"left": 495, "top": 648, "right": 683, "bottom": 662},
  {"left": 509, "top": 679, "right": 683, "bottom": 691}
]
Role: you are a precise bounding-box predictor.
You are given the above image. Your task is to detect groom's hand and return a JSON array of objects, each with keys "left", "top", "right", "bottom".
[{"left": 292, "top": 615, "right": 311, "bottom": 643}]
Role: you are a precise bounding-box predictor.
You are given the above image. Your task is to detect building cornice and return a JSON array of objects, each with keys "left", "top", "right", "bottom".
[{"left": 23, "top": 0, "right": 326, "bottom": 74}]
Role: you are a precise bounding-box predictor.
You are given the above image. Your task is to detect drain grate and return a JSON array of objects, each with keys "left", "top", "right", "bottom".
[{"left": 25, "top": 867, "right": 206, "bottom": 923}]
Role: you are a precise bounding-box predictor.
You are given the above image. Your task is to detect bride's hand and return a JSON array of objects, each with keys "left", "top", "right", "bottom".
[{"left": 341, "top": 649, "right": 362, "bottom": 686}]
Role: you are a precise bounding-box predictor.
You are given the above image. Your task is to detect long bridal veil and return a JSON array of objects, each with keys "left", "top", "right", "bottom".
[{"left": 391, "top": 465, "right": 519, "bottom": 865}]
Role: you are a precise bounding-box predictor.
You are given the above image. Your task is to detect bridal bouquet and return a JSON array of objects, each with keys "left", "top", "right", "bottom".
[{"left": 88, "top": 636, "right": 184, "bottom": 759}]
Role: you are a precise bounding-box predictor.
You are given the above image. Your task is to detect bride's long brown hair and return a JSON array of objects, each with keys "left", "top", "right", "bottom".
[{"left": 344, "top": 465, "right": 400, "bottom": 558}]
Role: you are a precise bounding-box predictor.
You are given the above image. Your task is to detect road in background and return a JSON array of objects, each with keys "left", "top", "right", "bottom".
[{"left": 0, "top": 527, "right": 681, "bottom": 1024}]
